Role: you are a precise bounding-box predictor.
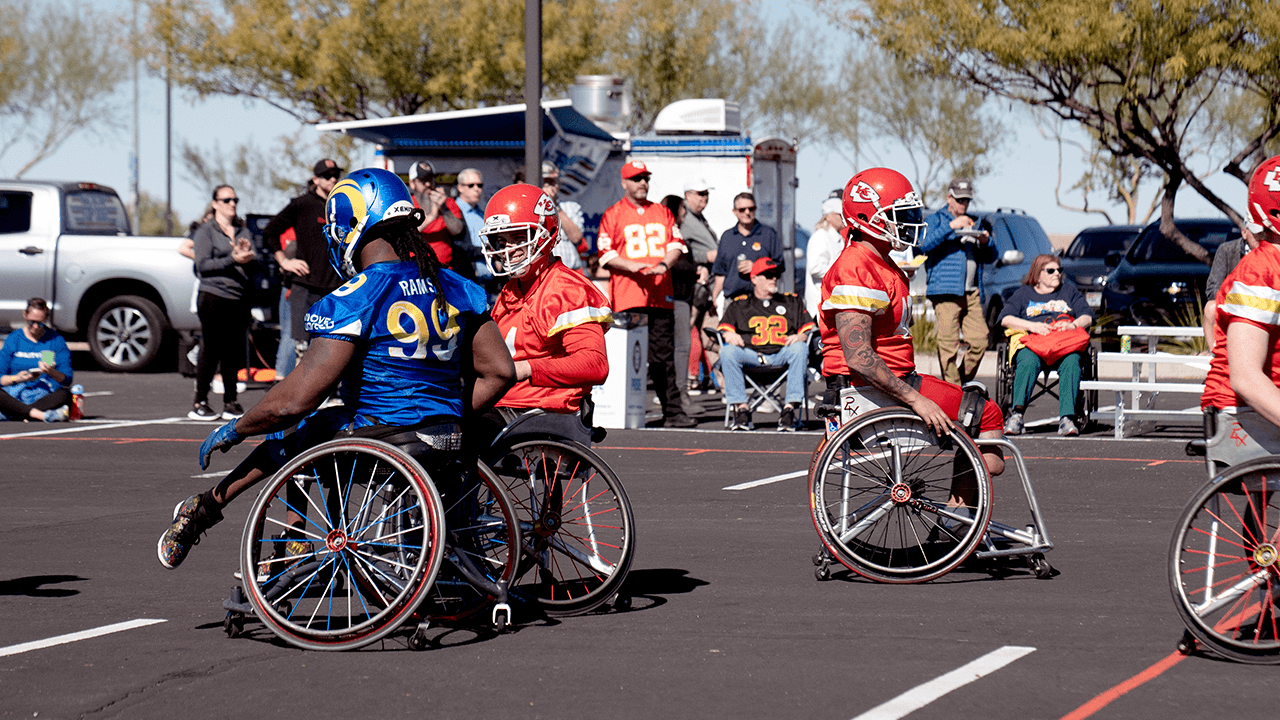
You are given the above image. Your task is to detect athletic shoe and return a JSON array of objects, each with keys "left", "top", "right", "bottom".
[
  {"left": 687, "top": 378, "right": 703, "bottom": 396},
  {"left": 42, "top": 406, "right": 70, "bottom": 423},
  {"left": 778, "top": 404, "right": 797, "bottom": 432},
  {"left": 211, "top": 377, "right": 247, "bottom": 395},
  {"left": 1004, "top": 411, "right": 1024, "bottom": 435},
  {"left": 222, "top": 401, "right": 245, "bottom": 420},
  {"left": 188, "top": 402, "right": 219, "bottom": 421},
  {"left": 1058, "top": 416, "right": 1079, "bottom": 437},
  {"left": 157, "top": 493, "right": 224, "bottom": 569},
  {"left": 664, "top": 414, "right": 698, "bottom": 429},
  {"left": 731, "top": 407, "right": 753, "bottom": 431}
]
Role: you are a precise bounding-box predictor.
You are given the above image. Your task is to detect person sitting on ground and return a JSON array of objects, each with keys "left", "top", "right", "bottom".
[
  {"left": 998, "top": 254, "right": 1093, "bottom": 437},
  {"left": 1201, "top": 154, "right": 1280, "bottom": 431},
  {"left": 819, "top": 168, "right": 1005, "bottom": 508},
  {"left": 475, "top": 183, "right": 612, "bottom": 446},
  {"left": 718, "top": 257, "right": 814, "bottom": 431},
  {"left": 157, "top": 168, "right": 515, "bottom": 570},
  {"left": 0, "top": 298, "right": 73, "bottom": 423}
]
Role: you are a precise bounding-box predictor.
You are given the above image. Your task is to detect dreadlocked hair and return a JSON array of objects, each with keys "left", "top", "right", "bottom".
[{"left": 375, "top": 220, "right": 442, "bottom": 289}]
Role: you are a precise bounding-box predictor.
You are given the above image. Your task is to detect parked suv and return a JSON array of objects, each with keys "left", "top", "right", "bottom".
[
  {"left": 1058, "top": 224, "right": 1142, "bottom": 310},
  {"left": 966, "top": 208, "right": 1056, "bottom": 331},
  {"left": 1100, "top": 217, "right": 1241, "bottom": 326}
]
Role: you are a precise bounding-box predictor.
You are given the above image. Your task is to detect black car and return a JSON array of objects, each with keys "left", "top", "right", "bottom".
[
  {"left": 1059, "top": 224, "right": 1142, "bottom": 311},
  {"left": 1100, "top": 217, "right": 1241, "bottom": 326}
]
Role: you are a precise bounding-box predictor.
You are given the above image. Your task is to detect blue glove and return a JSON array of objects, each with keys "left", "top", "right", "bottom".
[{"left": 199, "top": 420, "right": 244, "bottom": 470}]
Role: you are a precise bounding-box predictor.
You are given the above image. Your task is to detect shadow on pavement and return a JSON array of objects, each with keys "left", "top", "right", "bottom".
[{"left": 0, "top": 574, "right": 86, "bottom": 597}]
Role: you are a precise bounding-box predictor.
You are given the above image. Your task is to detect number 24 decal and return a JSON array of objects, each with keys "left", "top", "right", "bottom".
[{"left": 387, "top": 298, "right": 461, "bottom": 360}]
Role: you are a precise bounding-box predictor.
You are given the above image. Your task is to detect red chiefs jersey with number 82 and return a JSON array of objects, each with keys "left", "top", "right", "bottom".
[{"left": 597, "top": 198, "right": 686, "bottom": 312}]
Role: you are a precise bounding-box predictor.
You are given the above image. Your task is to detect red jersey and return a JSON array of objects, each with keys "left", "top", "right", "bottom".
[
  {"left": 493, "top": 260, "right": 613, "bottom": 412},
  {"left": 1202, "top": 241, "right": 1280, "bottom": 409},
  {"left": 413, "top": 196, "right": 464, "bottom": 267},
  {"left": 819, "top": 241, "right": 915, "bottom": 381},
  {"left": 597, "top": 197, "right": 686, "bottom": 312}
]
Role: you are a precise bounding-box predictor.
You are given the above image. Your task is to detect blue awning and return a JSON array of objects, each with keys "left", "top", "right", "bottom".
[{"left": 316, "top": 99, "right": 619, "bottom": 157}]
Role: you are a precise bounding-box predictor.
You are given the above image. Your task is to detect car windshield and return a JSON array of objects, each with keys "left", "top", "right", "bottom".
[
  {"left": 1065, "top": 228, "right": 1138, "bottom": 258},
  {"left": 1126, "top": 222, "right": 1240, "bottom": 263}
]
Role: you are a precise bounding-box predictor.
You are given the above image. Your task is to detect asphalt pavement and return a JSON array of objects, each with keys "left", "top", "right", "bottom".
[{"left": 0, "top": 367, "right": 1272, "bottom": 719}]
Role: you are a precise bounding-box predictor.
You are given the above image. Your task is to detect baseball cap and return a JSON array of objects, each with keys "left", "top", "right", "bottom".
[
  {"left": 947, "top": 177, "right": 974, "bottom": 199},
  {"left": 540, "top": 161, "right": 558, "bottom": 178},
  {"left": 750, "top": 257, "right": 782, "bottom": 278},
  {"left": 828, "top": 187, "right": 844, "bottom": 199},
  {"left": 313, "top": 158, "right": 343, "bottom": 178},
  {"left": 684, "top": 178, "right": 713, "bottom": 193},
  {"left": 408, "top": 161, "right": 436, "bottom": 182},
  {"left": 821, "top": 197, "right": 843, "bottom": 216},
  {"left": 621, "top": 160, "right": 650, "bottom": 180}
]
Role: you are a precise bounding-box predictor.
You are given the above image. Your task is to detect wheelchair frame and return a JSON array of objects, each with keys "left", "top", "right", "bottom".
[{"left": 993, "top": 337, "right": 1098, "bottom": 431}]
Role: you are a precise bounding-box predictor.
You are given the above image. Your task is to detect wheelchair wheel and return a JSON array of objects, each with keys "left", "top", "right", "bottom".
[
  {"left": 240, "top": 439, "right": 446, "bottom": 651},
  {"left": 809, "top": 407, "right": 992, "bottom": 583},
  {"left": 1169, "top": 457, "right": 1280, "bottom": 664},
  {"left": 994, "top": 341, "right": 1012, "bottom": 413},
  {"left": 420, "top": 461, "right": 522, "bottom": 624},
  {"left": 487, "top": 438, "right": 635, "bottom": 616}
]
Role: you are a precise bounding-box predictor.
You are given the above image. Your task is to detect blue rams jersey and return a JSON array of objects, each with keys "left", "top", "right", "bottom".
[{"left": 304, "top": 261, "right": 488, "bottom": 426}]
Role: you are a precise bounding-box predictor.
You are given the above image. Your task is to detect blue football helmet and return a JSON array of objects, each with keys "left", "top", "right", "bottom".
[{"left": 324, "top": 167, "right": 425, "bottom": 278}]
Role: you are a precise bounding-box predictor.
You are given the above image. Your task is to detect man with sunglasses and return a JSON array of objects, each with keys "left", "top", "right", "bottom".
[
  {"left": 718, "top": 258, "right": 814, "bottom": 431},
  {"left": 263, "top": 159, "right": 346, "bottom": 366},
  {"left": 455, "top": 167, "right": 498, "bottom": 294},
  {"left": 920, "top": 177, "right": 996, "bottom": 385},
  {"left": 711, "top": 192, "right": 784, "bottom": 308}
]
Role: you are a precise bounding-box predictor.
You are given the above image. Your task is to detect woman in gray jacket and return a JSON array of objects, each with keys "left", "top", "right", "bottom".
[{"left": 189, "top": 185, "right": 258, "bottom": 421}]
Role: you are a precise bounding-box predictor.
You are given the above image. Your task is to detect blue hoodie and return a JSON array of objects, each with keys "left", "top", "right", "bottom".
[{"left": 1, "top": 328, "right": 72, "bottom": 405}]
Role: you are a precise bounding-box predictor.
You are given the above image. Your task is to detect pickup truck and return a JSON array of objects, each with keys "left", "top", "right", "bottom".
[{"left": 0, "top": 181, "right": 198, "bottom": 371}]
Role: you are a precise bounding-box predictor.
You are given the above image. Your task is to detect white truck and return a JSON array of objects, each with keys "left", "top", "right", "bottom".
[{"left": 0, "top": 181, "right": 199, "bottom": 371}]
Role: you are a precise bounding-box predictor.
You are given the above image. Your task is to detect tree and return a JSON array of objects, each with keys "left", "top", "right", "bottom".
[
  {"left": 144, "top": 0, "right": 606, "bottom": 122},
  {"left": 1034, "top": 115, "right": 1160, "bottom": 225},
  {"left": 0, "top": 1, "right": 129, "bottom": 177},
  {"left": 835, "top": 0, "right": 1280, "bottom": 262},
  {"left": 135, "top": 191, "right": 185, "bottom": 236}
]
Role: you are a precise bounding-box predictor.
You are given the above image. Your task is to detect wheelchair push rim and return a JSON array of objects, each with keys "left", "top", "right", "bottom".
[
  {"left": 1169, "top": 457, "right": 1280, "bottom": 664},
  {"left": 240, "top": 439, "right": 446, "bottom": 651},
  {"left": 810, "top": 407, "right": 993, "bottom": 583}
]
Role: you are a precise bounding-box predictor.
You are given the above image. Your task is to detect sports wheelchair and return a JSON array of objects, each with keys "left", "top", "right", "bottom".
[
  {"left": 992, "top": 333, "right": 1099, "bottom": 432},
  {"left": 809, "top": 381, "right": 1055, "bottom": 583},
  {"left": 1171, "top": 408, "right": 1280, "bottom": 663}
]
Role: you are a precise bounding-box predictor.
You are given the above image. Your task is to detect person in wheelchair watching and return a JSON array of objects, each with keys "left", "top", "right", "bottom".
[
  {"left": 718, "top": 257, "right": 815, "bottom": 431},
  {"left": 819, "top": 167, "right": 1006, "bottom": 494},
  {"left": 158, "top": 168, "right": 515, "bottom": 570},
  {"left": 476, "top": 183, "right": 612, "bottom": 445},
  {"left": 1201, "top": 154, "right": 1280, "bottom": 433},
  {"left": 997, "top": 254, "right": 1093, "bottom": 437}
]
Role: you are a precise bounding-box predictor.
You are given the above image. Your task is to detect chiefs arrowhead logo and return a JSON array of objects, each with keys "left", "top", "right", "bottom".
[
  {"left": 533, "top": 194, "right": 557, "bottom": 216},
  {"left": 849, "top": 181, "right": 881, "bottom": 206},
  {"left": 1266, "top": 168, "right": 1280, "bottom": 193}
]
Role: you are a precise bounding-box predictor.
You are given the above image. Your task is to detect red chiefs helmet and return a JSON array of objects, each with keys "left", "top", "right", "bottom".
[
  {"left": 842, "top": 168, "right": 925, "bottom": 250},
  {"left": 479, "top": 183, "right": 561, "bottom": 277},
  {"left": 1247, "top": 155, "right": 1280, "bottom": 236}
]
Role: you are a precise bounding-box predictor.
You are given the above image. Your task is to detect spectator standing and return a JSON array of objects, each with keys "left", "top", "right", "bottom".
[
  {"left": 804, "top": 197, "right": 848, "bottom": 319},
  {"left": 712, "top": 192, "right": 784, "bottom": 305},
  {"left": 920, "top": 177, "right": 995, "bottom": 385},
  {"left": 1202, "top": 227, "right": 1259, "bottom": 350},
  {"left": 681, "top": 179, "right": 720, "bottom": 392},
  {"left": 661, "top": 194, "right": 699, "bottom": 417},
  {"left": 718, "top": 258, "right": 814, "bottom": 431},
  {"left": 190, "top": 185, "right": 258, "bottom": 421},
  {"left": 597, "top": 160, "right": 696, "bottom": 428},
  {"left": 264, "top": 160, "right": 344, "bottom": 364},
  {"left": 538, "top": 162, "right": 586, "bottom": 271},
  {"left": 407, "top": 161, "right": 470, "bottom": 275},
  {"left": 0, "top": 298, "right": 73, "bottom": 422},
  {"left": 455, "top": 167, "right": 499, "bottom": 296}
]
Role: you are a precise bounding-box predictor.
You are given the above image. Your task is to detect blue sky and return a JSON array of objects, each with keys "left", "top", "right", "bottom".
[{"left": 8, "top": 0, "right": 1240, "bottom": 238}]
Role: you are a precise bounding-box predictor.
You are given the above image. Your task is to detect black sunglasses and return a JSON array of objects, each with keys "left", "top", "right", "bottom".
[
  {"left": 1044, "top": 267, "right": 1062, "bottom": 275},
  {"left": 461, "top": 183, "right": 484, "bottom": 188},
  {"left": 216, "top": 197, "right": 239, "bottom": 204},
  {"left": 735, "top": 206, "right": 757, "bottom": 213}
]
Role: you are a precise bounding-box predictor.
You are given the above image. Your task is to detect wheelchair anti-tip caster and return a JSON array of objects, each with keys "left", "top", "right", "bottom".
[
  {"left": 815, "top": 562, "right": 831, "bottom": 581},
  {"left": 492, "top": 602, "right": 512, "bottom": 632},
  {"left": 223, "top": 611, "right": 244, "bottom": 638},
  {"left": 610, "top": 593, "right": 631, "bottom": 611},
  {"left": 1177, "top": 629, "right": 1198, "bottom": 657},
  {"left": 1027, "top": 553, "right": 1053, "bottom": 580},
  {"left": 408, "top": 621, "right": 431, "bottom": 652}
]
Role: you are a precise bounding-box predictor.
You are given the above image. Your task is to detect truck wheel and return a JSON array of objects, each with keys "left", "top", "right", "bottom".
[{"left": 88, "top": 295, "right": 167, "bottom": 372}]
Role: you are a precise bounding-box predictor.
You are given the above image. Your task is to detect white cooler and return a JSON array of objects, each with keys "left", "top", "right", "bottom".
[{"left": 592, "top": 313, "right": 649, "bottom": 429}]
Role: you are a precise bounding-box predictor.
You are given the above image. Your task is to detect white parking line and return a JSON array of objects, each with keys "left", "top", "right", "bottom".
[
  {"left": 723, "top": 469, "right": 808, "bottom": 491},
  {"left": 0, "top": 417, "right": 185, "bottom": 440},
  {"left": 850, "top": 645, "right": 1036, "bottom": 720},
  {"left": 0, "top": 618, "right": 167, "bottom": 658}
]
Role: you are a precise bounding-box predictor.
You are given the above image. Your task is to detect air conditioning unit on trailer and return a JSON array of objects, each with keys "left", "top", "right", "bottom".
[{"left": 652, "top": 99, "right": 742, "bottom": 135}]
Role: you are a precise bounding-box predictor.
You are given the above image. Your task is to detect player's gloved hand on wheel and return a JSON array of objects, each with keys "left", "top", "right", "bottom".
[{"left": 199, "top": 420, "right": 244, "bottom": 470}]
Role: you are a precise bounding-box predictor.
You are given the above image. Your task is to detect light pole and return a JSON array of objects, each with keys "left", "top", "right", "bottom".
[{"left": 524, "top": 0, "right": 541, "bottom": 187}]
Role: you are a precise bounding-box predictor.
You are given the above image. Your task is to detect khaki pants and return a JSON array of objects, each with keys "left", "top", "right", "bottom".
[{"left": 931, "top": 290, "right": 988, "bottom": 385}]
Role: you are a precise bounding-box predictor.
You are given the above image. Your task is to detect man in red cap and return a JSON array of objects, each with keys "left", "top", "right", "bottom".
[
  {"left": 716, "top": 257, "right": 815, "bottom": 430},
  {"left": 597, "top": 160, "right": 696, "bottom": 427}
]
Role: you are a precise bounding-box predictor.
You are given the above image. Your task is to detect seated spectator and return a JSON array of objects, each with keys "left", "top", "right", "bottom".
[
  {"left": 718, "top": 258, "right": 815, "bottom": 431},
  {"left": 0, "top": 298, "right": 73, "bottom": 422},
  {"left": 998, "top": 254, "right": 1093, "bottom": 437}
]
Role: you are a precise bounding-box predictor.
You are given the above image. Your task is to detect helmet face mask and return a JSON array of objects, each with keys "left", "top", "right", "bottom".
[
  {"left": 323, "top": 168, "right": 424, "bottom": 279},
  {"left": 843, "top": 169, "right": 925, "bottom": 251},
  {"left": 479, "top": 183, "right": 560, "bottom": 278}
]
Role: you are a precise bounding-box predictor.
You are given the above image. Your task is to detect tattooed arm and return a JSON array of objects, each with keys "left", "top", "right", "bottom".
[{"left": 834, "top": 310, "right": 954, "bottom": 435}]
